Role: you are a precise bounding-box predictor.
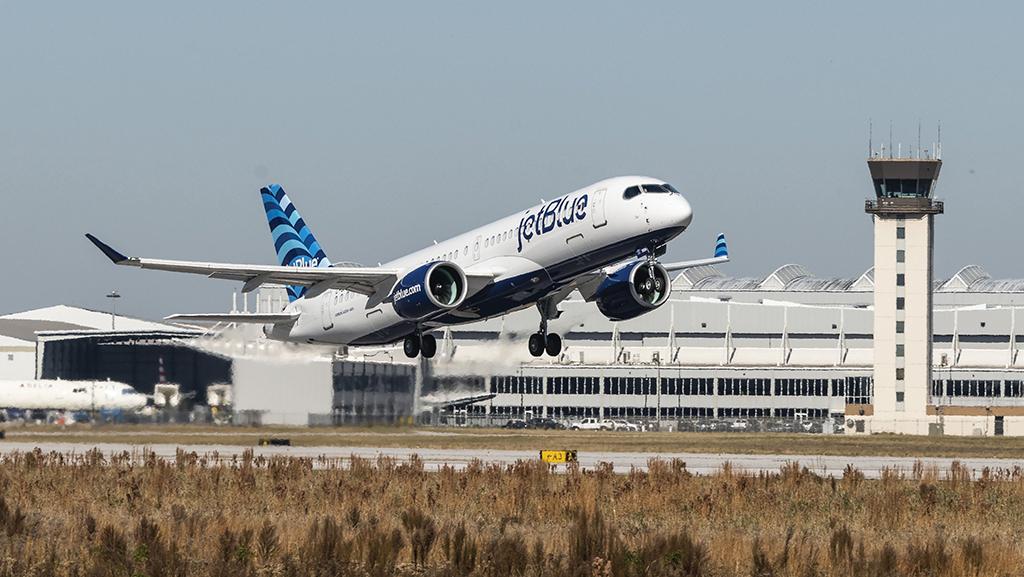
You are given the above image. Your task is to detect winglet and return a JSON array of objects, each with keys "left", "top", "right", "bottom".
[
  {"left": 714, "top": 233, "right": 728, "bottom": 259},
  {"left": 85, "top": 234, "right": 129, "bottom": 264}
]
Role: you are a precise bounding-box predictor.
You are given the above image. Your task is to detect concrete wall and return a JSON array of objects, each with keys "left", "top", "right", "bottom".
[
  {"left": 871, "top": 214, "right": 933, "bottom": 422},
  {"left": 0, "top": 336, "right": 35, "bottom": 380}
]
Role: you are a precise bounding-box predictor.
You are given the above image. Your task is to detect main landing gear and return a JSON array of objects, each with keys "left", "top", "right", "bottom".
[
  {"left": 403, "top": 333, "right": 437, "bottom": 358},
  {"left": 528, "top": 299, "right": 562, "bottom": 358},
  {"left": 528, "top": 331, "right": 561, "bottom": 357}
]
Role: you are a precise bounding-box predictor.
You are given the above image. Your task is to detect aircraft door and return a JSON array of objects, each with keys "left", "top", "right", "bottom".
[
  {"left": 473, "top": 236, "right": 481, "bottom": 261},
  {"left": 321, "top": 293, "right": 334, "bottom": 331},
  {"left": 591, "top": 189, "right": 607, "bottom": 228}
]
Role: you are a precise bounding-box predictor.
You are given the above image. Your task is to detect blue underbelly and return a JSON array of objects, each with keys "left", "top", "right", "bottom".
[{"left": 349, "top": 226, "right": 684, "bottom": 346}]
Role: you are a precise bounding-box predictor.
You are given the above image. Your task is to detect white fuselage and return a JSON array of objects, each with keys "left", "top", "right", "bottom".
[
  {"left": 275, "top": 176, "right": 693, "bottom": 346},
  {"left": 0, "top": 380, "right": 148, "bottom": 411}
]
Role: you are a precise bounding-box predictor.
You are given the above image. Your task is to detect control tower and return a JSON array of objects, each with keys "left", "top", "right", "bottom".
[{"left": 865, "top": 149, "right": 943, "bottom": 433}]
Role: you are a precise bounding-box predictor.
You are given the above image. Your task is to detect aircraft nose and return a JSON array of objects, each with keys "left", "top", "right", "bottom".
[{"left": 674, "top": 195, "right": 693, "bottom": 229}]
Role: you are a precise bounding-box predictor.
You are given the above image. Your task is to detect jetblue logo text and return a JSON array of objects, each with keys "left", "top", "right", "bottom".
[
  {"left": 289, "top": 257, "right": 323, "bottom": 267},
  {"left": 517, "top": 193, "right": 588, "bottom": 253},
  {"left": 393, "top": 284, "right": 422, "bottom": 301}
]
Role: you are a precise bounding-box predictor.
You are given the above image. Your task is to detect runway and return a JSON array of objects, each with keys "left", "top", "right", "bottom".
[{"left": 2, "top": 441, "right": 1022, "bottom": 479}]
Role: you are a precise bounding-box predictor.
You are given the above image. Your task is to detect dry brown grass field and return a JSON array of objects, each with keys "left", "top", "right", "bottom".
[
  {"left": 7, "top": 424, "right": 1024, "bottom": 458},
  {"left": 0, "top": 448, "right": 1022, "bottom": 576}
]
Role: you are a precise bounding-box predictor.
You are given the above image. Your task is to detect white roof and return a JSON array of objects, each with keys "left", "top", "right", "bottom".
[
  {"left": 674, "top": 264, "right": 1024, "bottom": 294},
  {"left": 0, "top": 334, "right": 34, "bottom": 348},
  {"left": 0, "top": 305, "right": 180, "bottom": 332}
]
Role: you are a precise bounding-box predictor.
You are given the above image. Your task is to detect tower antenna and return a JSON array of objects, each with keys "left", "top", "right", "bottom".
[
  {"left": 921, "top": 120, "right": 929, "bottom": 158},
  {"left": 889, "top": 121, "right": 894, "bottom": 159}
]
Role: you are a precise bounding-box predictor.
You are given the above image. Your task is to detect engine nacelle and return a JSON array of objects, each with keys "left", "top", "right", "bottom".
[
  {"left": 594, "top": 261, "right": 671, "bottom": 321},
  {"left": 391, "top": 261, "right": 468, "bottom": 320}
]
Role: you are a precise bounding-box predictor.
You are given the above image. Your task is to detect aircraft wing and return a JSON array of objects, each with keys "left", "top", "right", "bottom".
[
  {"left": 660, "top": 233, "right": 729, "bottom": 272},
  {"left": 661, "top": 255, "right": 729, "bottom": 272},
  {"left": 86, "top": 234, "right": 400, "bottom": 299}
]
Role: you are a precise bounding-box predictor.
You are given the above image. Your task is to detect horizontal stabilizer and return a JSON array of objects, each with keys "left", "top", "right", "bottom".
[{"left": 164, "top": 312, "right": 299, "bottom": 325}]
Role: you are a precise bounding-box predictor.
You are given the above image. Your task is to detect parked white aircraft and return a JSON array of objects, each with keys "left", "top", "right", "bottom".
[
  {"left": 87, "top": 176, "right": 727, "bottom": 358},
  {"left": 0, "top": 379, "right": 148, "bottom": 411}
]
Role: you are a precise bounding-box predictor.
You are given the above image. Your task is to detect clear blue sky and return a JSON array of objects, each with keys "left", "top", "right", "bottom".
[{"left": 2, "top": 1, "right": 1021, "bottom": 318}]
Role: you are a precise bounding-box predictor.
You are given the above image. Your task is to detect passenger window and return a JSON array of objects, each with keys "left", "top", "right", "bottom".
[{"left": 623, "top": 186, "right": 641, "bottom": 199}]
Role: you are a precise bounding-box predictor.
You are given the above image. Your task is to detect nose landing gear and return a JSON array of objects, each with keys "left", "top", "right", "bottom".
[{"left": 403, "top": 332, "right": 437, "bottom": 358}]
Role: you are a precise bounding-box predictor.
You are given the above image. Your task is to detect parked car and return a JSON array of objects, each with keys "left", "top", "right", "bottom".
[
  {"left": 730, "top": 419, "right": 749, "bottom": 430},
  {"left": 502, "top": 419, "right": 528, "bottom": 429},
  {"left": 612, "top": 420, "right": 639, "bottom": 432},
  {"left": 526, "top": 417, "right": 564, "bottom": 430},
  {"left": 569, "top": 418, "right": 614, "bottom": 431}
]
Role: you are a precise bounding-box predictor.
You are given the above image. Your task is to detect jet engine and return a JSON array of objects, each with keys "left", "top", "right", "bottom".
[
  {"left": 594, "top": 261, "right": 671, "bottom": 321},
  {"left": 391, "top": 261, "right": 468, "bottom": 320}
]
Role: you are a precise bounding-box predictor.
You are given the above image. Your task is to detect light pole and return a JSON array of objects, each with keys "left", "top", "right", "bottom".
[{"left": 106, "top": 290, "right": 121, "bottom": 330}]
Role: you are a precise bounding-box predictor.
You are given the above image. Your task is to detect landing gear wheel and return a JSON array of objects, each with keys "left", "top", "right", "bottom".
[
  {"left": 403, "top": 335, "right": 421, "bottom": 358},
  {"left": 528, "top": 333, "right": 545, "bottom": 357},
  {"left": 545, "top": 333, "right": 562, "bottom": 357},
  {"left": 420, "top": 334, "right": 437, "bottom": 358}
]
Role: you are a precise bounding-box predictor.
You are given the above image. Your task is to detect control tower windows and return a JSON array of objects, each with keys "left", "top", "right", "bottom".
[{"left": 873, "top": 178, "right": 933, "bottom": 198}]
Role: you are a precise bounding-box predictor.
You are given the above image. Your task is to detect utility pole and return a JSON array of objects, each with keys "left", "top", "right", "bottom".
[{"left": 106, "top": 290, "right": 121, "bottom": 330}]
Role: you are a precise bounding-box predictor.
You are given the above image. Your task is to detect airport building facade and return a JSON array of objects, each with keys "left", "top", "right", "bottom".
[{"left": 424, "top": 261, "right": 1024, "bottom": 436}]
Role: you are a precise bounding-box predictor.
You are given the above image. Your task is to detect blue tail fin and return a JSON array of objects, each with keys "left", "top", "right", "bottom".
[
  {"left": 714, "top": 233, "right": 728, "bottom": 258},
  {"left": 260, "top": 184, "right": 332, "bottom": 301}
]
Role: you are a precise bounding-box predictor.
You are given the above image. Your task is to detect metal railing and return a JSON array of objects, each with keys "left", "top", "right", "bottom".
[{"left": 865, "top": 197, "right": 944, "bottom": 215}]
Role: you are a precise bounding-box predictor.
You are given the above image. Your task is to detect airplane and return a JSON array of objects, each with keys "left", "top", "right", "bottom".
[
  {"left": 0, "top": 379, "right": 148, "bottom": 412},
  {"left": 86, "top": 176, "right": 728, "bottom": 359}
]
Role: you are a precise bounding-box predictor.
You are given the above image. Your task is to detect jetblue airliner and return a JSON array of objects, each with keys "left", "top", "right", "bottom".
[{"left": 87, "top": 176, "right": 727, "bottom": 358}]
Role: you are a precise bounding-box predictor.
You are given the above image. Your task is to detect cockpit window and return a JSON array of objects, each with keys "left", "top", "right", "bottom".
[
  {"left": 664, "top": 183, "right": 680, "bottom": 193},
  {"left": 623, "top": 186, "right": 641, "bottom": 199},
  {"left": 121, "top": 388, "right": 136, "bottom": 395},
  {"left": 642, "top": 184, "right": 670, "bottom": 193}
]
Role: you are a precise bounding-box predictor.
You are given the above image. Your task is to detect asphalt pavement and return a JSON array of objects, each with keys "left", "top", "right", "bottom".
[{"left": 2, "top": 440, "right": 1021, "bottom": 479}]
